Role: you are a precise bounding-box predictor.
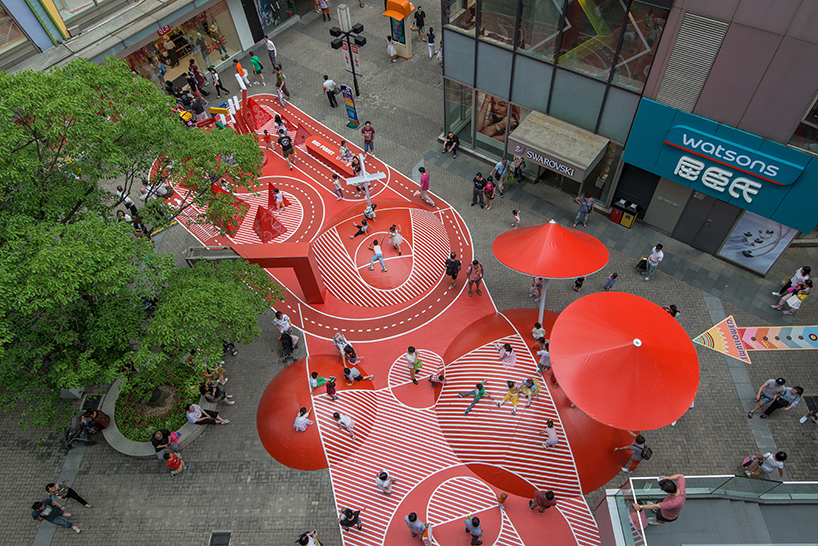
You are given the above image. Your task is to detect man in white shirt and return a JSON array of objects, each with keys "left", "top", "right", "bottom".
[
  {"left": 643, "top": 244, "right": 664, "bottom": 282},
  {"left": 264, "top": 36, "right": 277, "bottom": 67},
  {"left": 322, "top": 75, "right": 339, "bottom": 108},
  {"left": 274, "top": 310, "right": 299, "bottom": 348}
]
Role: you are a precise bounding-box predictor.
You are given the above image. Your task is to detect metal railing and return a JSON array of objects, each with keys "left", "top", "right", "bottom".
[{"left": 607, "top": 475, "right": 818, "bottom": 546}]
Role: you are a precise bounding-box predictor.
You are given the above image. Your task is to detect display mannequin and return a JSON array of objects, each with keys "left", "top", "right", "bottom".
[{"left": 196, "top": 32, "right": 212, "bottom": 68}]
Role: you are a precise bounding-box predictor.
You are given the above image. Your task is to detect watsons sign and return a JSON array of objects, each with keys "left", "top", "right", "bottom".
[
  {"left": 513, "top": 144, "right": 578, "bottom": 180},
  {"left": 664, "top": 126, "right": 804, "bottom": 185}
]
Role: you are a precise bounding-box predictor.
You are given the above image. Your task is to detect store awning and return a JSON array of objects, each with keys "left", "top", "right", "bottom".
[{"left": 508, "top": 112, "right": 610, "bottom": 182}]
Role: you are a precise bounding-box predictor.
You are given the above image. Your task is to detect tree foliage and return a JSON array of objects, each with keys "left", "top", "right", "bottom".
[{"left": 0, "top": 58, "right": 281, "bottom": 431}]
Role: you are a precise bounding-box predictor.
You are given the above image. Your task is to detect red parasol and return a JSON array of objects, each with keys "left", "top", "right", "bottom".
[
  {"left": 492, "top": 219, "right": 609, "bottom": 322},
  {"left": 550, "top": 292, "right": 699, "bottom": 431}
]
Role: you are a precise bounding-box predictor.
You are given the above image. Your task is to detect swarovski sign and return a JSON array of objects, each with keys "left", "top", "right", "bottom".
[{"left": 512, "top": 144, "right": 581, "bottom": 181}]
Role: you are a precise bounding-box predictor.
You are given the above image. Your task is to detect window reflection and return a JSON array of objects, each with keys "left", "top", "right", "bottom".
[
  {"left": 517, "top": 0, "right": 564, "bottom": 61},
  {"left": 556, "top": 0, "right": 628, "bottom": 82},
  {"left": 611, "top": 1, "right": 667, "bottom": 92},
  {"left": 478, "top": 0, "right": 517, "bottom": 48},
  {"left": 0, "top": 7, "right": 27, "bottom": 53},
  {"left": 444, "top": 79, "right": 475, "bottom": 148},
  {"left": 443, "top": 0, "right": 476, "bottom": 36}
]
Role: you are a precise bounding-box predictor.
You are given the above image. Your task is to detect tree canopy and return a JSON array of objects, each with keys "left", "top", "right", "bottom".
[{"left": 0, "top": 57, "right": 282, "bottom": 431}]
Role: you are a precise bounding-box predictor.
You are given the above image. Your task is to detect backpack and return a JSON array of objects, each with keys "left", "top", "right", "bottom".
[{"left": 641, "top": 446, "right": 653, "bottom": 460}]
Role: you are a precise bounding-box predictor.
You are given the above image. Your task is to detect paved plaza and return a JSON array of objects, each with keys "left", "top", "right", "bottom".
[{"left": 4, "top": 4, "right": 818, "bottom": 546}]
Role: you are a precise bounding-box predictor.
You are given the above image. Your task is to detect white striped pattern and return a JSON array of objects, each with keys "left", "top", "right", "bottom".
[{"left": 311, "top": 209, "right": 450, "bottom": 307}]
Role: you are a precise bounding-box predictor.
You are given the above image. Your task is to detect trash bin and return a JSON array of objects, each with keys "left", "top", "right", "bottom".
[
  {"left": 609, "top": 207, "right": 624, "bottom": 224},
  {"left": 619, "top": 203, "right": 639, "bottom": 229}
]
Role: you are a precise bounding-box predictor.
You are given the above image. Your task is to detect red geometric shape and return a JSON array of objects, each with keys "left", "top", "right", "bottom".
[
  {"left": 550, "top": 292, "right": 700, "bottom": 431},
  {"left": 294, "top": 124, "right": 310, "bottom": 147},
  {"left": 234, "top": 243, "right": 326, "bottom": 304},
  {"left": 492, "top": 219, "right": 609, "bottom": 279},
  {"left": 210, "top": 184, "right": 249, "bottom": 236},
  {"left": 267, "top": 183, "right": 291, "bottom": 209},
  {"left": 245, "top": 97, "right": 273, "bottom": 132},
  {"left": 252, "top": 204, "right": 286, "bottom": 243},
  {"left": 305, "top": 135, "right": 354, "bottom": 176}
]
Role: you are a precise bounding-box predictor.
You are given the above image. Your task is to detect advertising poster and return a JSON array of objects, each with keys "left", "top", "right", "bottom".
[
  {"left": 340, "top": 84, "right": 359, "bottom": 128},
  {"left": 341, "top": 42, "right": 362, "bottom": 76},
  {"left": 390, "top": 17, "right": 405, "bottom": 44},
  {"left": 718, "top": 210, "right": 798, "bottom": 274}
]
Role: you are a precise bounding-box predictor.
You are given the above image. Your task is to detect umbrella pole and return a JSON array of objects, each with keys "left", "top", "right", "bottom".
[{"left": 538, "top": 279, "right": 548, "bottom": 324}]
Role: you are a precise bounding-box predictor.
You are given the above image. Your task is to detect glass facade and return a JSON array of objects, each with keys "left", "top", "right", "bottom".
[
  {"left": 52, "top": 0, "right": 129, "bottom": 23},
  {"left": 788, "top": 100, "right": 818, "bottom": 155},
  {"left": 0, "top": 6, "right": 28, "bottom": 54},
  {"left": 124, "top": 0, "right": 241, "bottom": 90},
  {"left": 253, "top": 0, "right": 296, "bottom": 35}
]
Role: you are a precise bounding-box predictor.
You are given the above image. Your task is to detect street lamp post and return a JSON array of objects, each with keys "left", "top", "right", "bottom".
[{"left": 330, "top": 23, "right": 366, "bottom": 97}]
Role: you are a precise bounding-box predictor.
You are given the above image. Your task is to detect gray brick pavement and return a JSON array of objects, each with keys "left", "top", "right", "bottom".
[{"left": 6, "top": 2, "right": 818, "bottom": 545}]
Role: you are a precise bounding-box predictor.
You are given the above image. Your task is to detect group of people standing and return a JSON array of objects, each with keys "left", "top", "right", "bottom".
[{"left": 31, "top": 481, "right": 91, "bottom": 534}]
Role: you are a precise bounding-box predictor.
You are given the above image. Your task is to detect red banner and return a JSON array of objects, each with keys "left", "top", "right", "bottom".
[{"left": 253, "top": 204, "right": 287, "bottom": 242}]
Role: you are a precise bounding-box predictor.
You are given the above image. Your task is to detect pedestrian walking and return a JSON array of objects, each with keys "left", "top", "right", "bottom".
[
  {"left": 529, "top": 490, "right": 556, "bottom": 514},
  {"left": 496, "top": 380, "right": 521, "bottom": 414},
  {"left": 368, "top": 237, "right": 387, "bottom": 272},
  {"left": 233, "top": 59, "right": 250, "bottom": 87},
  {"left": 510, "top": 209, "right": 520, "bottom": 228},
  {"left": 278, "top": 130, "right": 296, "bottom": 170},
  {"left": 31, "top": 499, "right": 80, "bottom": 533},
  {"left": 406, "top": 346, "right": 423, "bottom": 384},
  {"left": 615, "top": 432, "right": 647, "bottom": 473},
  {"left": 640, "top": 244, "right": 663, "bottom": 282},
  {"left": 442, "top": 131, "right": 459, "bottom": 157},
  {"left": 528, "top": 276, "right": 543, "bottom": 300},
  {"left": 418, "top": 167, "right": 435, "bottom": 206},
  {"left": 274, "top": 310, "right": 300, "bottom": 347},
  {"left": 458, "top": 380, "right": 494, "bottom": 415},
  {"left": 296, "top": 530, "right": 321, "bottom": 546},
  {"left": 405, "top": 512, "right": 427, "bottom": 538},
  {"left": 361, "top": 121, "right": 375, "bottom": 155},
  {"left": 761, "top": 386, "right": 804, "bottom": 418},
  {"left": 663, "top": 304, "right": 681, "bottom": 319},
  {"left": 799, "top": 396, "right": 818, "bottom": 423},
  {"left": 319, "top": 0, "right": 331, "bottom": 20},
  {"left": 573, "top": 193, "right": 594, "bottom": 228},
  {"left": 536, "top": 341, "right": 551, "bottom": 375},
  {"left": 747, "top": 377, "right": 786, "bottom": 417},
  {"left": 490, "top": 158, "right": 510, "bottom": 196},
  {"left": 604, "top": 272, "right": 618, "bottom": 290},
  {"left": 484, "top": 177, "right": 496, "bottom": 211},
  {"left": 332, "top": 174, "right": 344, "bottom": 200},
  {"left": 210, "top": 68, "right": 230, "bottom": 98},
  {"left": 249, "top": 53, "right": 266, "bottom": 86},
  {"left": 745, "top": 452, "right": 786, "bottom": 479},
  {"left": 445, "top": 252, "right": 462, "bottom": 289},
  {"left": 375, "top": 470, "right": 398, "bottom": 494},
  {"left": 293, "top": 407, "right": 314, "bottom": 432},
  {"left": 46, "top": 481, "right": 91, "bottom": 509},
  {"left": 511, "top": 154, "right": 526, "bottom": 182},
  {"left": 338, "top": 507, "right": 365, "bottom": 532},
  {"left": 388, "top": 224, "right": 403, "bottom": 255},
  {"left": 471, "top": 172, "right": 485, "bottom": 208},
  {"left": 164, "top": 450, "right": 190, "bottom": 476},
  {"left": 467, "top": 260, "right": 483, "bottom": 296},
  {"left": 494, "top": 342, "right": 517, "bottom": 368},
  {"left": 771, "top": 279, "right": 812, "bottom": 315},
  {"left": 275, "top": 65, "right": 291, "bottom": 105},
  {"left": 572, "top": 276, "right": 585, "bottom": 292},
  {"left": 496, "top": 492, "right": 508, "bottom": 510},
  {"left": 634, "top": 474, "right": 686, "bottom": 525},
  {"left": 322, "top": 75, "right": 339, "bottom": 107},
  {"left": 464, "top": 516, "right": 483, "bottom": 545},
  {"left": 540, "top": 419, "right": 559, "bottom": 449},
  {"left": 387, "top": 36, "right": 398, "bottom": 62},
  {"left": 264, "top": 35, "right": 277, "bottom": 67},
  {"left": 413, "top": 6, "right": 427, "bottom": 41},
  {"left": 773, "top": 266, "right": 810, "bottom": 297},
  {"left": 426, "top": 28, "right": 436, "bottom": 57}
]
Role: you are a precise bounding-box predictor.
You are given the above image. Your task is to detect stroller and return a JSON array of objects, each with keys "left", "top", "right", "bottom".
[
  {"left": 279, "top": 331, "right": 295, "bottom": 363},
  {"left": 64, "top": 415, "right": 96, "bottom": 450}
]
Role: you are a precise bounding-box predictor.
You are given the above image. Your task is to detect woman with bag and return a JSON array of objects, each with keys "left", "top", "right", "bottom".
[
  {"left": 484, "top": 176, "right": 496, "bottom": 211},
  {"left": 744, "top": 451, "right": 786, "bottom": 479},
  {"left": 772, "top": 279, "right": 812, "bottom": 315}
]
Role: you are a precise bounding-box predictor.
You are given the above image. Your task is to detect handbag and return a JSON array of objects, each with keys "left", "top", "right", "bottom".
[
  {"left": 641, "top": 446, "right": 653, "bottom": 460},
  {"left": 786, "top": 294, "right": 802, "bottom": 309},
  {"left": 742, "top": 455, "right": 756, "bottom": 468},
  {"left": 635, "top": 257, "right": 648, "bottom": 272},
  {"left": 170, "top": 431, "right": 181, "bottom": 443}
]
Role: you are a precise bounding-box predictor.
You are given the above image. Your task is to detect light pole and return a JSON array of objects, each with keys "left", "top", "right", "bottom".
[{"left": 330, "top": 23, "right": 366, "bottom": 97}]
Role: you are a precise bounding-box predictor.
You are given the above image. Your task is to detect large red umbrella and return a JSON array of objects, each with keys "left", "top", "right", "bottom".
[
  {"left": 550, "top": 292, "right": 699, "bottom": 430},
  {"left": 492, "top": 220, "right": 609, "bottom": 322}
]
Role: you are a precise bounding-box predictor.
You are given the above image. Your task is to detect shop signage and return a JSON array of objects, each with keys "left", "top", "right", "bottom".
[
  {"left": 158, "top": 25, "right": 171, "bottom": 36},
  {"left": 340, "top": 84, "right": 359, "bottom": 128},
  {"left": 512, "top": 144, "right": 578, "bottom": 179},
  {"left": 664, "top": 126, "right": 804, "bottom": 185},
  {"left": 341, "top": 42, "right": 362, "bottom": 76}
]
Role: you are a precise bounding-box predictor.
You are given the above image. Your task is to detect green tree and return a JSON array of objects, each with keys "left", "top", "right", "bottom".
[{"left": 0, "top": 58, "right": 282, "bottom": 431}]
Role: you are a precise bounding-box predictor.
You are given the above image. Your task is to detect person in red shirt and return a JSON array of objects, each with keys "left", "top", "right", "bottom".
[
  {"left": 529, "top": 490, "right": 556, "bottom": 514},
  {"left": 361, "top": 121, "right": 375, "bottom": 155},
  {"left": 262, "top": 130, "right": 273, "bottom": 150},
  {"left": 163, "top": 451, "right": 190, "bottom": 477},
  {"left": 635, "top": 474, "right": 686, "bottom": 525}
]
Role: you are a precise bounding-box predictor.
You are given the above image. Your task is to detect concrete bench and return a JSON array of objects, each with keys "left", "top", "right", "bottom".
[
  {"left": 101, "top": 378, "right": 216, "bottom": 458},
  {"left": 305, "top": 134, "right": 354, "bottom": 177}
]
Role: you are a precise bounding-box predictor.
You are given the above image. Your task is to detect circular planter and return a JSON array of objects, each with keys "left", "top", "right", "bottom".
[{"left": 101, "top": 378, "right": 216, "bottom": 458}]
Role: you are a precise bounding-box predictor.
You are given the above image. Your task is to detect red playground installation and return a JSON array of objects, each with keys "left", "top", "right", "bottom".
[{"left": 163, "top": 95, "right": 698, "bottom": 546}]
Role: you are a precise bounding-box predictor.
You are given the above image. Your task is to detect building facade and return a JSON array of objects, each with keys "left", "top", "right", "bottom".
[{"left": 442, "top": 0, "right": 818, "bottom": 274}]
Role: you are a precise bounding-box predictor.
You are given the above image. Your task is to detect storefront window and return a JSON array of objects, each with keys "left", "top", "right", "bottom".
[
  {"left": 556, "top": 0, "right": 628, "bottom": 82},
  {"left": 253, "top": 0, "right": 296, "bottom": 34},
  {"left": 444, "top": 79, "right": 474, "bottom": 148},
  {"left": 517, "top": 0, "right": 563, "bottom": 62},
  {"left": 124, "top": 0, "right": 240, "bottom": 91},
  {"left": 478, "top": 0, "right": 517, "bottom": 49},
  {"left": 0, "top": 6, "right": 27, "bottom": 54},
  {"left": 443, "top": 0, "right": 476, "bottom": 36},
  {"left": 788, "top": 102, "right": 818, "bottom": 154},
  {"left": 582, "top": 141, "right": 621, "bottom": 204},
  {"left": 611, "top": 1, "right": 668, "bottom": 92},
  {"left": 509, "top": 106, "right": 541, "bottom": 178},
  {"left": 475, "top": 90, "right": 519, "bottom": 157}
]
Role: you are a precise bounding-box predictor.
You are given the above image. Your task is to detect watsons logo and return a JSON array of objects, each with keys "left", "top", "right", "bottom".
[{"left": 664, "top": 126, "right": 805, "bottom": 186}]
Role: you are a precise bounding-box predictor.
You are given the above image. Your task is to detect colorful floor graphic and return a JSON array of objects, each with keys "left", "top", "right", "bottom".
[{"left": 694, "top": 315, "right": 818, "bottom": 364}]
